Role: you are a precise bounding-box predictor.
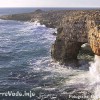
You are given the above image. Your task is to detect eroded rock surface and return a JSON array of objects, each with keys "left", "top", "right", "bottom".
[{"left": 87, "top": 14, "right": 100, "bottom": 56}]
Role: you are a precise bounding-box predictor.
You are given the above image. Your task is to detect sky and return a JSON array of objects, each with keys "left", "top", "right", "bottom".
[{"left": 0, "top": 0, "right": 99, "bottom": 8}]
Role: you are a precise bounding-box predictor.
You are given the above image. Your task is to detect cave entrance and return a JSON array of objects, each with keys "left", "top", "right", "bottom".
[{"left": 77, "top": 43, "right": 94, "bottom": 61}]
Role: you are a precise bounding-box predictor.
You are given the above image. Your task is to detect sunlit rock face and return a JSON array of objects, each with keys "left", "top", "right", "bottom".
[{"left": 88, "top": 14, "right": 100, "bottom": 56}]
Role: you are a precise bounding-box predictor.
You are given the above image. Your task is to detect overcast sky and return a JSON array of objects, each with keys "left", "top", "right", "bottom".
[{"left": 0, "top": 0, "right": 99, "bottom": 7}]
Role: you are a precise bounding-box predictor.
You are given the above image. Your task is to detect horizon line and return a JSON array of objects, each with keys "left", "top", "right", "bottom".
[{"left": 0, "top": 7, "right": 100, "bottom": 8}]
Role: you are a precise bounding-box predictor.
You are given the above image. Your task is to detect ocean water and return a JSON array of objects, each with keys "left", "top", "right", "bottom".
[
  {"left": 0, "top": 8, "right": 99, "bottom": 100},
  {"left": 0, "top": 7, "right": 98, "bottom": 15},
  {"left": 0, "top": 7, "right": 72, "bottom": 15}
]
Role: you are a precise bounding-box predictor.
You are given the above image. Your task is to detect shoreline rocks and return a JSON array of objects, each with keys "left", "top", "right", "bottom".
[{"left": 0, "top": 9, "right": 100, "bottom": 66}]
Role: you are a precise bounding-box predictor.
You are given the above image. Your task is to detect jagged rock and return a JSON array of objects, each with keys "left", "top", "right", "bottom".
[
  {"left": 0, "top": 9, "right": 100, "bottom": 66},
  {"left": 87, "top": 14, "right": 100, "bottom": 56}
]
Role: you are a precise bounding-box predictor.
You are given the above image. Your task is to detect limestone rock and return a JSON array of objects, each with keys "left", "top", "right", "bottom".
[{"left": 87, "top": 14, "right": 100, "bottom": 56}]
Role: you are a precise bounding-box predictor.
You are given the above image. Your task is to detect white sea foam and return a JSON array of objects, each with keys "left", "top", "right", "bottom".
[
  {"left": 29, "top": 53, "right": 100, "bottom": 98},
  {"left": 89, "top": 55, "right": 100, "bottom": 83},
  {"left": 0, "top": 19, "right": 95, "bottom": 98},
  {"left": 89, "top": 55, "right": 100, "bottom": 100}
]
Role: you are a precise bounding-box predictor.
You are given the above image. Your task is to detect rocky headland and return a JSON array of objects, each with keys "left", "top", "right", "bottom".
[{"left": 0, "top": 9, "right": 100, "bottom": 66}]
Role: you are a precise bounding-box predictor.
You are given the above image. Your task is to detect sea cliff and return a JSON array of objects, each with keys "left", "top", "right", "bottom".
[{"left": 0, "top": 9, "right": 100, "bottom": 66}]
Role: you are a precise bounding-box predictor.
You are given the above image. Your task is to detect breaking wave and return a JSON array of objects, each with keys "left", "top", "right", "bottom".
[{"left": 0, "top": 19, "right": 99, "bottom": 100}]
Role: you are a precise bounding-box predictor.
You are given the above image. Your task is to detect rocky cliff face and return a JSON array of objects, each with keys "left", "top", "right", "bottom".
[
  {"left": 88, "top": 13, "right": 100, "bottom": 56},
  {"left": 51, "top": 10, "right": 100, "bottom": 65},
  {"left": 0, "top": 9, "right": 100, "bottom": 65}
]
